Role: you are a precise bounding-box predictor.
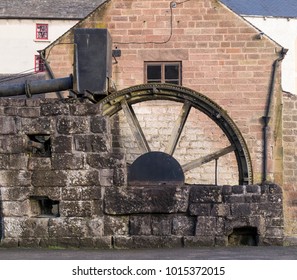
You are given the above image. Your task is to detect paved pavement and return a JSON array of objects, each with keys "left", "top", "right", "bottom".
[{"left": 0, "top": 246, "right": 297, "bottom": 260}]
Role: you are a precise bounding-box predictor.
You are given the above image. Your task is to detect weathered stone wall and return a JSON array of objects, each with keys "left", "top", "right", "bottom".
[
  {"left": 0, "top": 98, "right": 126, "bottom": 247},
  {"left": 0, "top": 98, "right": 284, "bottom": 248},
  {"left": 105, "top": 184, "right": 283, "bottom": 248},
  {"left": 282, "top": 92, "right": 297, "bottom": 243}
]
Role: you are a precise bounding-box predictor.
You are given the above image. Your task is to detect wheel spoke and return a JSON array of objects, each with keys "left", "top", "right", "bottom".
[
  {"left": 165, "top": 101, "right": 191, "bottom": 156},
  {"left": 182, "top": 145, "right": 236, "bottom": 172},
  {"left": 121, "top": 99, "right": 150, "bottom": 153}
]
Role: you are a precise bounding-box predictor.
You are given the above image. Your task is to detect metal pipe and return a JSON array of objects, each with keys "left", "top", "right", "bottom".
[
  {"left": 0, "top": 75, "right": 73, "bottom": 98},
  {"left": 262, "top": 48, "right": 287, "bottom": 183},
  {"left": 39, "top": 50, "right": 63, "bottom": 99}
]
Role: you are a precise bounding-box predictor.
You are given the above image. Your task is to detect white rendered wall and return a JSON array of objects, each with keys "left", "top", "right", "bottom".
[
  {"left": 0, "top": 19, "right": 77, "bottom": 74},
  {"left": 244, "top": 16, "right": 297, "bottom": 95}
]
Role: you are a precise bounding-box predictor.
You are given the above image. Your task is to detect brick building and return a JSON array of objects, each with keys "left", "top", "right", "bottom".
[
  {"left": 0, "top": 0, "right": 104, "bottom": 84},
  {"left": 221, "top": 0, "right": 297, "bottom": 95},
  {"left": 1, "top": 0, "right": 296, "bottom": 247}
]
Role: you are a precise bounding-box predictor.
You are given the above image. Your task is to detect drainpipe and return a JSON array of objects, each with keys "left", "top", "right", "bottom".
[{"left": 262, "top": 47, "right": 288, "bottom": 184}]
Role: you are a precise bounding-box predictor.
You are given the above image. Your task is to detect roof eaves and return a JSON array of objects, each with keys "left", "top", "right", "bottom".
[
  {"left": 43, "top": 0, "right": 110, "bottom": 53},
  {"left": 219, "top": 1, "right": 284, "bottom": 49},
  {"left": 0, "top": 16, "right": 83, "bottom": 20},
  {"left": 242, "top": 14, "right": 297, "bottom": 19}
]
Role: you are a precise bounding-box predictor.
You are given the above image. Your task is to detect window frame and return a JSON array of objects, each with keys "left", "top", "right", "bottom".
[
  {"left": 36, "top": 23, "right": 49, "bottom": 40},
  {"left": 34, "top": 55, "right": 45, "bottom": 73},
  {"left": 144, "top": 61, "right": 182, "bottom": 85}
]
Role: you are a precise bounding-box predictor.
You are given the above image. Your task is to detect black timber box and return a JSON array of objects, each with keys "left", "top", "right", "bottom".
[{"left": 74, "top": 28, "right": 112, "bottom": 96}]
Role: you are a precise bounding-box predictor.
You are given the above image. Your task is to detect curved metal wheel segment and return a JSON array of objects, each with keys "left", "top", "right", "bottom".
[{"left": 100, "top": 83, "right": 253, "bottom": 185}]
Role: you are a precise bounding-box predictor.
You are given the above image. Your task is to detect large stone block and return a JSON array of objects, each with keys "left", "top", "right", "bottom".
[
  {"left": 190, "top": 185, "right": 222, "bottom": 203},
  {"left": 0, "top": 154, "right": 9, "bottom": 169},
  {"left": 20, "top": 117, "right": 52, "bottom": 134},
  {"left": 18, "top": 238, "right": 41, "bottom": 248},
  {"left": 21, "top": 218, "right": 49, "bottom": 238},
  {"left": 104, "top": 186, "right": 184, "bottom": 214},
  {"left": 195, "top": 216, "right": 217, "bottom": 236},
  {"left": 211, "top": 204, "right": 231, "bottom": 217},
  {"left": 80, "top": 237, "right": 112, "bottom": 249},
  {"left": 48, "top": 217, "right": 87, "bottom": 238},
  {"left": 61, "top": 187, "right": 82, "bottom": 201},
  {"left": 0, "top": 170, "right": 31, "bottom": 187},
  {"left": 56, "top": 116, "right": 89, "bottom": 134},
  {"left": 69, "top": 102, "right": 102, "bottom": 116},
  {"left": 0, "top": 136, "right": 25, "bottom": 154},
  {"left": 113, "top": 168, "right": 127, "bottom": 186},
  {"left": 184, "top": 236, "right": 215, "bottom": 247},
  {"left": 28, "top": 157, "right": 51, "bottom": 170},
  {"left": 32, "top": 170, "right": 67, "bottom": 187},
  {"left": 2, "top": 201, "right": 30, "bottom": 217},
  {"left": 172, "top": 216, "right": 195, "bottom": 236},
  {"left": 18, "top": 107, "right": 40, "bottom": 118},
  {"left": 129, "top": 215, "right": 151, "bottom": 235},
  {"left": 2, "top": 217, "right": 25, "bottom": 238},
  {"left": 74, "top": 135, "right": 110, "bottom": 152},
  {"left": 68, "top": 170, "right": 100, "bottom": 186},
  {"left": 51, "top": 136, "right": 73, "bottom": 153},
  {"left": 0, "top": 154, "right": 28, "bottom": 170},
  {"left": 81, "top": 186, "right": 102, "bottom": 200},
  {"left": 1, "top": 187, "right": 32, "bottom": 201},
  {"left": 246, "top": 185, "right": 261, "bottom": 194},
  {"left": 114, "top": 236, "right": 182, "bottom": 249},
  {"left": 60, "top": 201, "right": 92, "bottom": 217},
  {"left": 104, "top": 215, "right": 129, "bottom": 235},
  {"left": 0, "top": 116, "right": 16, "bottom": 134},
  {"left": 87, "top": 152, "right": 125, "bottom": 169},
  {"left": 52, "top": 153, "right": 84, "bottom": 170},
  {"left": 31, "top": 187, "right": 61, "bottom": 201},
  {"left": 189, "top": 203, "right": 211, "bottom": 216},
  {"left": 41, "top": 101, "right": 70, "bottom": 116},
  {"left": 85, "top": 218, "right": 104, "bottom": 237},
  {"left": 151, "top": 215, "right": 171, "bottom": 236},
  {"left": 230, "top": 203, "right": 251, "bottom": 217},
  {"left": 232, "top": 185, "right": 245, "bottom": 194},
  {"left": 90, "top": 115, "right": 109, "bottom": 133}
]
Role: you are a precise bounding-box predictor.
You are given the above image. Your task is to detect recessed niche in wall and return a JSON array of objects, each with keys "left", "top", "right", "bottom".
[
  {"left": 228, "top": 227, "right": 258, "bottom": 246},
  {"left": 30, "top": 196, "right": 60, "bottom": 217},
  {"left": 27, "top": 134, "right": 51, "bottom": 157}
]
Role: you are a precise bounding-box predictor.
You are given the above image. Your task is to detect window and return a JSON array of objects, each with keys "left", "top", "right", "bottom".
[
  {"left": 145, "top": 62, "right": 181, "bottom": 85},
  {"left": 36, "top": 23, "right": 48, "bottom": 40},
  {"left": 34, "top": 55, "right": 45, "bottom": 72}
]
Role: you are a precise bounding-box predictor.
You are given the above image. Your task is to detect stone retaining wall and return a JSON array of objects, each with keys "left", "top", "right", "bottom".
[{"left": 0, "top": 98, "right": 284, "bottom": 248}]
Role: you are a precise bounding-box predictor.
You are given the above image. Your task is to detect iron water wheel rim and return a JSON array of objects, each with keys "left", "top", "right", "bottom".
[{"left": 99, "top": 83, "right": 253, "bottom": 185}]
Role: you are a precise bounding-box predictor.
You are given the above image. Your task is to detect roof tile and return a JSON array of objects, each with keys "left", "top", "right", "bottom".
[{"left": 220, "top": 0, "right": 297, "bottom": 18}]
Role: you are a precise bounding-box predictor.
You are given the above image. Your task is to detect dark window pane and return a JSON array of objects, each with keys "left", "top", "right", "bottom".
[
  {"left": 165, "top": 80, "right": 179, "bottom": 85},
  {"left": 148, "top": 80, "right": 162, "bottom": 83},
  {"left": 165, "top": 64, "right": 179, "bottom": 80},
  {"left": 147, "top": 65, "right": 161, "bottom": 80}
]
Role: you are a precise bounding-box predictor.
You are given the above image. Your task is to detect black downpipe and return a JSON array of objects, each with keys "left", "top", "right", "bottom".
[{"left": 262, "top": 48, "right": 287, "bottom": 183}]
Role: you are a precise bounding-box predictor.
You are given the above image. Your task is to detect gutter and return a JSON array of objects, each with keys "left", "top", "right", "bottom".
[{"left": 262, "top": 47, "right": 288, "bottom": 183}]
